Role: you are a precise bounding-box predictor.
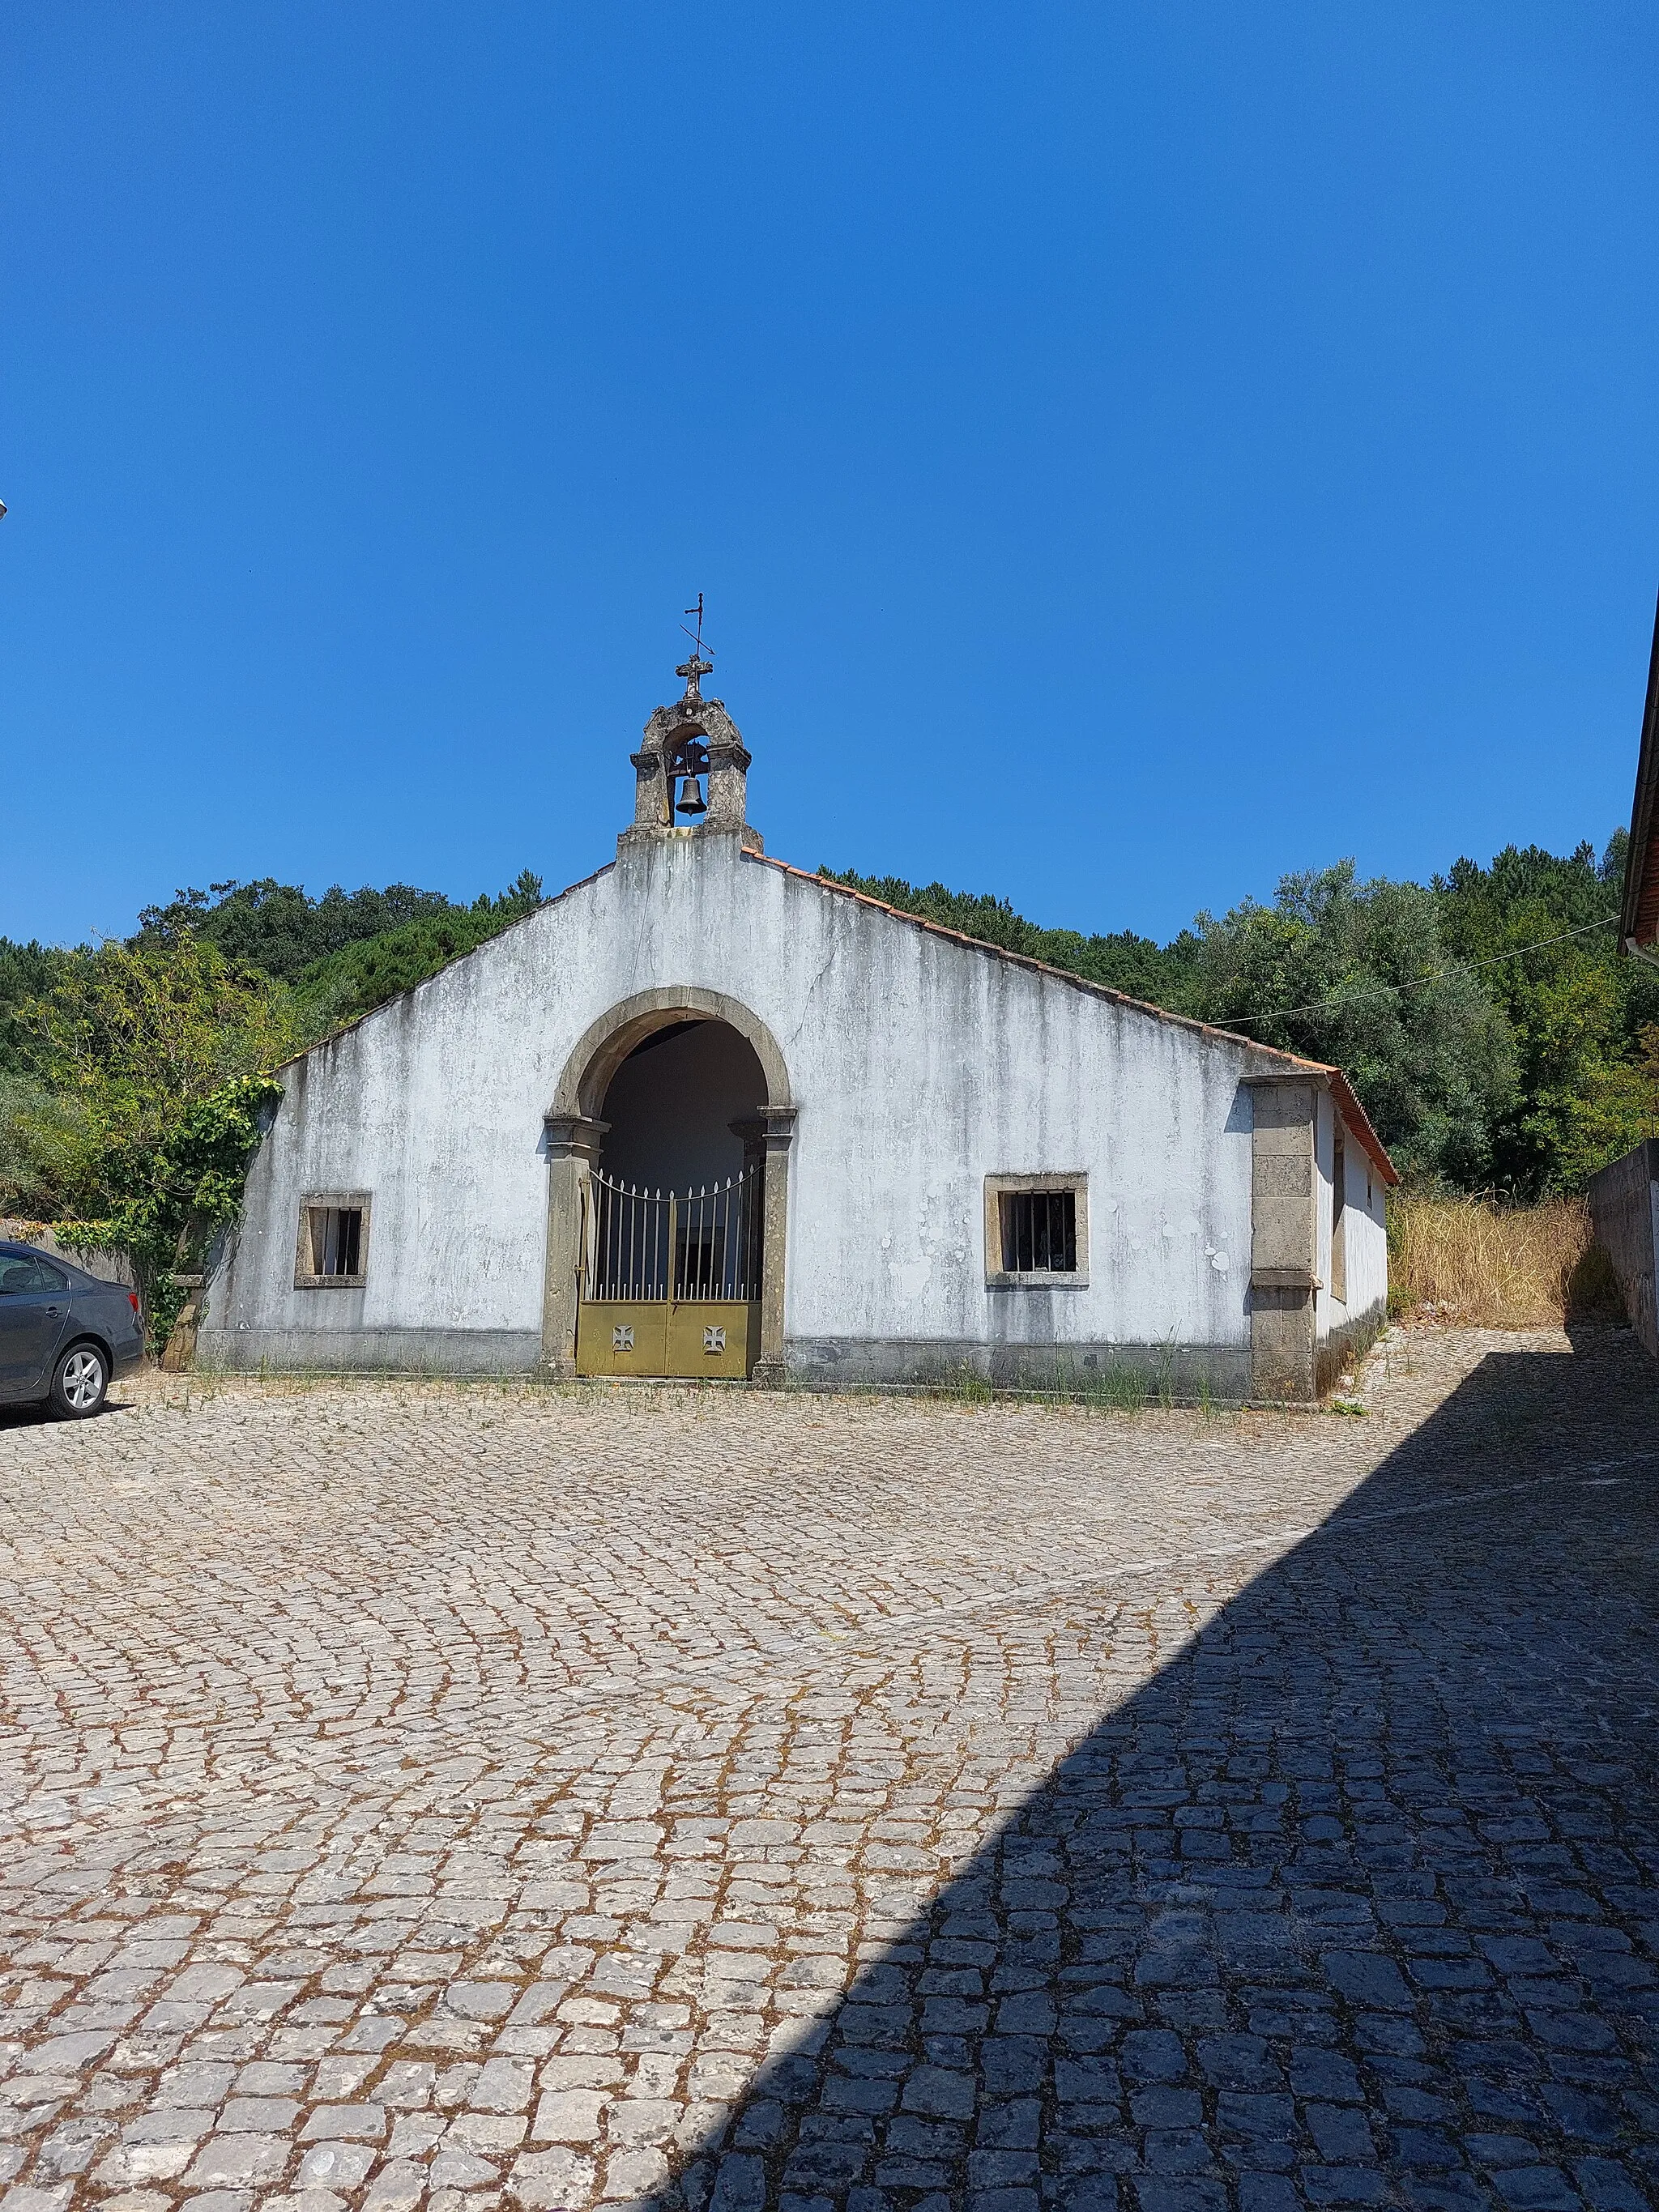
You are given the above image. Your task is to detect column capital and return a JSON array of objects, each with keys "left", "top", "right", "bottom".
[
  {"left": 543, "top": 1113, "right": 608, "bottom": 1162},
  {"left": 730, "top": 1107, "right": 798, "bottom": 1152}
]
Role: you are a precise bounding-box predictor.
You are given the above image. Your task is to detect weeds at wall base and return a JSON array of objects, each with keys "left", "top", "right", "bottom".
[{"left": 181, "top": 1361, "right": 1258, "bottom": 1413}]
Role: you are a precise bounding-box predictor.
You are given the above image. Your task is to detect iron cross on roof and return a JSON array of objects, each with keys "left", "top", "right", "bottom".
[{"left": 676, "top": 594, "right": 714, "bottom": 701}]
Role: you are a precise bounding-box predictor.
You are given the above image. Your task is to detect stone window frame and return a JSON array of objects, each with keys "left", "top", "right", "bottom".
[
  {"left": 983, "top": 1171, "right": 1090, "bottom": 1289},
  {"left": 294, "top": 1191, "right": 373, "bottom": 1289}
]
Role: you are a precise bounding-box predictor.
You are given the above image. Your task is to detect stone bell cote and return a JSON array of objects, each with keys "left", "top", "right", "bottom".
[{"left": 619, "top": 649, "right": 762, "bottom": 857}]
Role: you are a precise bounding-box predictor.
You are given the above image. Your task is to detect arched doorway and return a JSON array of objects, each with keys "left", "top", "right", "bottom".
[
  {"left": 540, "top": 990, "right": 796, "bottom": 1383},
  {"left": 581, "top": 1019, "right": 765, "bottom": 1377}
]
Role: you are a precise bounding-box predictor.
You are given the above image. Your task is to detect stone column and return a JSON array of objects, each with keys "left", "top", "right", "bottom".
[
  {"left": 705, "top": 739, "right": 753, "bottom": 832},
  {"left": 1247, "top": 1079, "right": 1320, "bottom": 1402},
  {"left": 731, "top": 1107, "right": 798, "bottom": 1387},
  {"left": 629, "top": 748, "right": 667, "bottom": 832},
  {"left": 539, "top": 1113, "right": 608, "bottom": 1378}
]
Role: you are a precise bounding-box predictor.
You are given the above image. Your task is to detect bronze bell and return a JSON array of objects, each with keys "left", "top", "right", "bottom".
[{"left": 676, "top": 774, "right": 707, "bottom": 817}]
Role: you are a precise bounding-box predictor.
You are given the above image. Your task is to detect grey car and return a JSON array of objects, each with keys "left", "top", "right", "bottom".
[{"left": 0, "top": 1241, "right": 147, "bottom": 1417}]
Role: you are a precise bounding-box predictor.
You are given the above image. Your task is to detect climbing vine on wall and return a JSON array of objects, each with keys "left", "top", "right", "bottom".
[{"left": 53, "top": 1075, "right": 283, "bottom": 1349}]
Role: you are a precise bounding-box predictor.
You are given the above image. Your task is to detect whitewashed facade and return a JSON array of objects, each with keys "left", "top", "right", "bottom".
[{"left": 200, "top": 677, "right": 1393, "bottom": 1398}]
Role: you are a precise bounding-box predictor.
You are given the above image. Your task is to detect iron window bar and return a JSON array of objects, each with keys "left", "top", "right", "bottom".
[
  {"left": 312, "top": 1205, "right": 363, "bottom": 1278},
  {"left": 1000, "top": 1187, "right": 1077, "bottom": 1273}
]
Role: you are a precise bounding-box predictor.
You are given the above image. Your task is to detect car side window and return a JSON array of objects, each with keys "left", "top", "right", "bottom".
[{"left": 0, "top": 1255, "right": 70, "bottom": 1294}]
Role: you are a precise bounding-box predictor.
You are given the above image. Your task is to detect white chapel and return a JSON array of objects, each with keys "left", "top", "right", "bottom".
[{"left": 201, "top": 658, "right": 1393, "bottom": 1400}]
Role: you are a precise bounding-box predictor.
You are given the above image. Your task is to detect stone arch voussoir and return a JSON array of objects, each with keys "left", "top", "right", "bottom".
[{"left": 550, "top": 986, "right": 792, "bottom": 1121}]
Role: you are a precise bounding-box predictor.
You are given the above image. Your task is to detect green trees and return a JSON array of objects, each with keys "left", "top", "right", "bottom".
[
  {"left": 1184, "top": 863, "right": 1517, "bottom": 1187},
  {"left": 6, "top": 935, "right": 296, "bottom": 1336},
  {"left": 828, "top": 839, "right": 1658, "bottom": 1194},
  {"left": 0, "top": 869, "right": 548, "bottom": 1339},
  {"left": 0, "top": 938, "right": 81, "bottom": 1217},
  {"left": 132, "top": 877, "right": 459, "bottom": 980},
  {"left": 1435, "top": 839, "right": 1659, "bottom": 1193}
]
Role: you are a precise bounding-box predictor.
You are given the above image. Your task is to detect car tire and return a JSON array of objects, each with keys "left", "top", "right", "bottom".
[{"left": 49, "top": 1340, "right": 109, "bottom": 1419}]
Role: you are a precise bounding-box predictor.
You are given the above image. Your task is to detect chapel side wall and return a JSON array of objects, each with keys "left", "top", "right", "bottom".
[
  {"left": 1311, "top": 1098, "right": 1389, "bottom": 1387},
  {"left": 1342, "top": 1146, "right": 1390, "bottom": 1334}
]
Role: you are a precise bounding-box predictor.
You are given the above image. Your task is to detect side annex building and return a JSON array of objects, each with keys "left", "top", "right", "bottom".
[{"left": 200, "top": 670, "right": 1396, "bottom": 1400}]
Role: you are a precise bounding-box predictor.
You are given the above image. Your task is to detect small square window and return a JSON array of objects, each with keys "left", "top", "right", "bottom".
[
  {"left": 984, "top": 1174, "right": 1090, "bottom": 1287},
  {"left": 296, "top": 1193, "right": 371, "bottom": 1288}
]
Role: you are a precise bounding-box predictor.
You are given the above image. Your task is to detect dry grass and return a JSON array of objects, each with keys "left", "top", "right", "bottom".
[{"left": 1389, "top": 1191, "right": 1623, "bottom": 1328}]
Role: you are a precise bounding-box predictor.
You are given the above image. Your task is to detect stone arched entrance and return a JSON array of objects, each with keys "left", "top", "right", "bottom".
[{"left": 540, "top": 988, "right": 796, "bottom": 1383}]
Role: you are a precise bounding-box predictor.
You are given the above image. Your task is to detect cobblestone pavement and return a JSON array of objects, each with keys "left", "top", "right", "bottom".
[{"left": 1, "top": 1326, "right": 1656, "bottom": 2212}]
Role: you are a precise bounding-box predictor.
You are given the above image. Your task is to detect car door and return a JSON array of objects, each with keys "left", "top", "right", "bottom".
[{"left": 0, "top": 1253, "right": 75, "bottom": 1399}]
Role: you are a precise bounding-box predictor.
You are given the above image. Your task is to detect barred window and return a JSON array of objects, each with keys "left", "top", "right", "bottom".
[
  {"left": 983, "top": 1174, "right": 1090, "bottom": 1287},
  {"left": 296, "top": 1194, "right": 371, "bottom": 1287}
]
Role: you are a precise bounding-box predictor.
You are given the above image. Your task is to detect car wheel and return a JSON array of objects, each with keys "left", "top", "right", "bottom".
[{"left": 49, "top": 1341, "right": 109, "bottom": 1419}]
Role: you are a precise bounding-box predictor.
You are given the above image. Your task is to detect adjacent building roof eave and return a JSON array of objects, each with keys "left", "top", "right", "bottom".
[
  {"left": 754, "top": 853, "right": 1401, "bottom": 1187},
  {"left": 1324, "top": 1071, "right": 1399, "bottom": 1188},
  {"left": 1620, "top": 590, "right": 1659, "bottom": 952}
]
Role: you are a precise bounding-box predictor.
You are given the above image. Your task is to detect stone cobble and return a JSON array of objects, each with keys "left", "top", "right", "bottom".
[{"left": 0, "top": 1326, "right": 1654, "bottom": 2212}]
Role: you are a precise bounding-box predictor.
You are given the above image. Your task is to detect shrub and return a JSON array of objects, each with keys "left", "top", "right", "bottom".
[{"left": 1388, "top": 1191, "right": 1624, "bottom": 1328}]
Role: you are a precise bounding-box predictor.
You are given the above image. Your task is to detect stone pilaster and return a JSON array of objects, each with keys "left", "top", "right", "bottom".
[
  {"left": 731, "top": 1107, "right": 798, "bottom": 1386},
  {"left": 539, "top": 1113, "right": 608, "bottom": 1378},
  {"left": 705, "top": 738, "right": 752, "bottom": 832},
  {"left": 629, "top": 749, "right": 668, "bottom": 834},
  {"left": 1247, "top": 1078, "right": 1320, "bottom": 1401}
]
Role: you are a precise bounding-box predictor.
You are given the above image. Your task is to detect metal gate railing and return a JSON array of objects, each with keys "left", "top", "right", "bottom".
[{"left": 584, "top": 1169, "right": 759, "bottom": 1303}]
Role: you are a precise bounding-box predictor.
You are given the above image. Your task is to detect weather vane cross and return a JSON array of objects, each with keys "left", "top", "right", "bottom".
[{"left": 676, "top": 593, "right": 714, "bottom": 701}]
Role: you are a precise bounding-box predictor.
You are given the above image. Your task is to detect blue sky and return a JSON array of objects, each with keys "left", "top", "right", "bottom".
[{"left": 3, "top": 2, "right": 1657, "bottom": 949}]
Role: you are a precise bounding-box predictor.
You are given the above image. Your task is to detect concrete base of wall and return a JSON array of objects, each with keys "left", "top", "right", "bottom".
[
  {"left": 195, "top": 1325, "right": 1256, "bottom": 1399},
  {"left": 1316, "top": 1298, "right": 1389, "bottom": 1395},
  {"left": 786, "top": 1336, "right": 1253, "bottom": 1400},
  {"left": 197, "top": 1328, "right": 544, "bottom": 1374}
]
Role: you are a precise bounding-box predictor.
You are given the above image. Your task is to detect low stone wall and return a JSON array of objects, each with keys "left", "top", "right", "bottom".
[
  {"left": 1588, "top": 1140, "right": 1659, "bottom": 1357},
  {"left": 0, "top": 1221, "right": 138, "bottom": 1290}
]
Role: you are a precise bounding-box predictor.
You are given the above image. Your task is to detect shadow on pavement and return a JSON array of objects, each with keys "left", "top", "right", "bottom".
[{"left": 659, "top": 1337, "right": 1659, "bottom": 2212}]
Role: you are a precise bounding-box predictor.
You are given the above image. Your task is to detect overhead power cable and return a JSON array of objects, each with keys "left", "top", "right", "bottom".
[{"left": 1222, "top": 912, "right": 1622, "bottom": 1030}]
